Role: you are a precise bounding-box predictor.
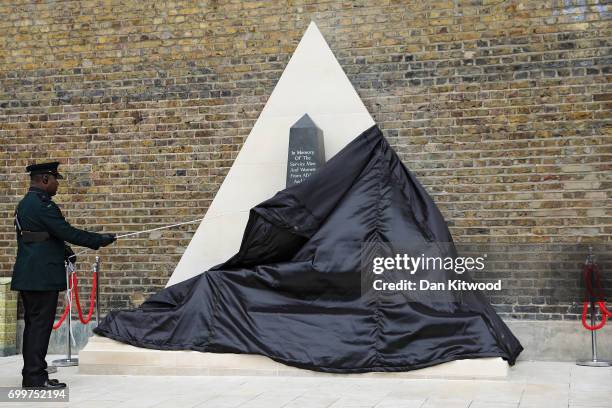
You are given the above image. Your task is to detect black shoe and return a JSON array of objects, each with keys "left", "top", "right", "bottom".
[
  {"left": 22, "top": 379, "right": 66, "bottom": 389},
  {"left": 44, "top": 379, "right": 66, "bottom": 388}
]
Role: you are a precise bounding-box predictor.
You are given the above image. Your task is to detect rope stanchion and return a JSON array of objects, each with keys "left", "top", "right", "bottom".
[
  {"left": 580, "top": 263, "right": 612, "bottom": 331},
  {"left": 51, "top": 260, "right": 100, "bottom": 368},
  {"left": 52, "top": 262, "right": 79, "bottom": 367},
  {"left": 52, "top": 269, "right": 99, "bottom": 329},
  {"left": 576, "top": 247, "right": 611, "bottom": 367}
]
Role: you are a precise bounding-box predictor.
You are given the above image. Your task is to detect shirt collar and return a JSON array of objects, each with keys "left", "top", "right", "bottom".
[{"left": 28, "top": 186, "right": 50, "bottom": 200}]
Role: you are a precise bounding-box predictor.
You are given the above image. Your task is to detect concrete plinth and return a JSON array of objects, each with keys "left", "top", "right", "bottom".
[{"left": 79, "top": 335, "right": 508, "bottom": 379}]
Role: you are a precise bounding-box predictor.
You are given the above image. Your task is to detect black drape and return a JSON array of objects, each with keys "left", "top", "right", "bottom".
[{"left": 95, "top": 125, "right": 522, "bottom": 373}]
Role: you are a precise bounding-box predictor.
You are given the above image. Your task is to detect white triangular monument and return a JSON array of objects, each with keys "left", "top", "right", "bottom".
[
  {"left": 167, "top": 21, "right": 375, "bottom": 287},
  {"left": 81, "top": 22, "right": 508, "bottom": 379}
]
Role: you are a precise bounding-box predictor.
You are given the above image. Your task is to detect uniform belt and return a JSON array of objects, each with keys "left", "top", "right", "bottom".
[{"left": 20, "top": 231, "right": 50, "bottom": 243}]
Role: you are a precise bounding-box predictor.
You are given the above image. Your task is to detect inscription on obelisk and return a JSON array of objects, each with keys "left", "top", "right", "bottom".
[{"left": 286, "top": 114, "right": 325, "bottom": 187}]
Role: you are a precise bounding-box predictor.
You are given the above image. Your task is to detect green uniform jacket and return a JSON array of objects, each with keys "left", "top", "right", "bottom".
[{"left": 11, "top": 187, "right": 106, "bottom": 291}]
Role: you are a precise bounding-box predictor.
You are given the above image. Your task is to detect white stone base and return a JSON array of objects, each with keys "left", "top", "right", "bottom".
[{"left": 79, "top": 335, "right": 508, "bottom": 379}]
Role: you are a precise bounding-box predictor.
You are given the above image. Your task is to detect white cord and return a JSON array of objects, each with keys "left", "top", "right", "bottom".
[
  {"left": 115, "top": 218, "right": 204, "bottom": 239},
  {"left": 67, "top": 218, "right": 204, "bottom": 259}
]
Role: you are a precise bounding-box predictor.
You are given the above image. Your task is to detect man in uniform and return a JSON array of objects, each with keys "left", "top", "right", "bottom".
[{"left": 11, "top": 162, "right": 116, "bottom": 389}]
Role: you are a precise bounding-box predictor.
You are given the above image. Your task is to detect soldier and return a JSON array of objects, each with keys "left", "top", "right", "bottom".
[{"left": 11, "top": 162, "right": 116, "bottom": 389}]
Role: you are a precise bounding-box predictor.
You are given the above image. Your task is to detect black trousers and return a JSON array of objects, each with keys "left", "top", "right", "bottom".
[{"left": 20, "top": 290, "right": 58, "bottom": 387}]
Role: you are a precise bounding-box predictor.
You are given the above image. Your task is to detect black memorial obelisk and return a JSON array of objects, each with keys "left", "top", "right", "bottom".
[{"left": 286, "top": 114, "right": 325, "bottom": 187}]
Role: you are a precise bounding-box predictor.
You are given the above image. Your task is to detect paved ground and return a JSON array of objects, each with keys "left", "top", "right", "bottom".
[{"left": 0, "top": 355, "right": 610, "bottom": 408}]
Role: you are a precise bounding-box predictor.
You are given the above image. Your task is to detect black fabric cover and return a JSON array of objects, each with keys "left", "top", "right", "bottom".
[{"left": 94, "top": 125, "right": 523, "bottom": 373}]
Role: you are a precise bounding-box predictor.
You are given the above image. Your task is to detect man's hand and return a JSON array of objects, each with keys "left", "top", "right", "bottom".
[
  {"left": 64, "top": 244, "right": 76, "bottom": 264},
  {"left": 100, "top": 233, "right": 117, "bottom": 247}
]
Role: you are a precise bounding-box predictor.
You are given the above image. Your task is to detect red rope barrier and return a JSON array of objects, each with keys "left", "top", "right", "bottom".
[
  {"left": 581, "top": 263, "right": 611, "bottom": 331},
  {"left": 582, "top": 302, "right": 608, "bottom": 331},
  {"left": 73, "top": 272, "right": 97, "bottom": 324},
  {"left": 52, "top": 271, "right": 98, "bottom": 329}
]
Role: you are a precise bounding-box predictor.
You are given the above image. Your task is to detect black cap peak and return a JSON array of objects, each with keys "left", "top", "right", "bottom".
[{"left": 26, "top": 161, "right": 64, "bottom": 179}]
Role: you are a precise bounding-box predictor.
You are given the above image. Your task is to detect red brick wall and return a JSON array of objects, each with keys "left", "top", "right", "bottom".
[{"left": 1, "top": 1, "right": 610, "bottom": 319}]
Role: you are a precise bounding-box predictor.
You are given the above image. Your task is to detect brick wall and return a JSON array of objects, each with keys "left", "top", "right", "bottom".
[
  {"left": 0, "top": 1, "right": 610, "bottom": 321},
  {"left": 0, "top": 278, "right": 17, "bottom": 355}
]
